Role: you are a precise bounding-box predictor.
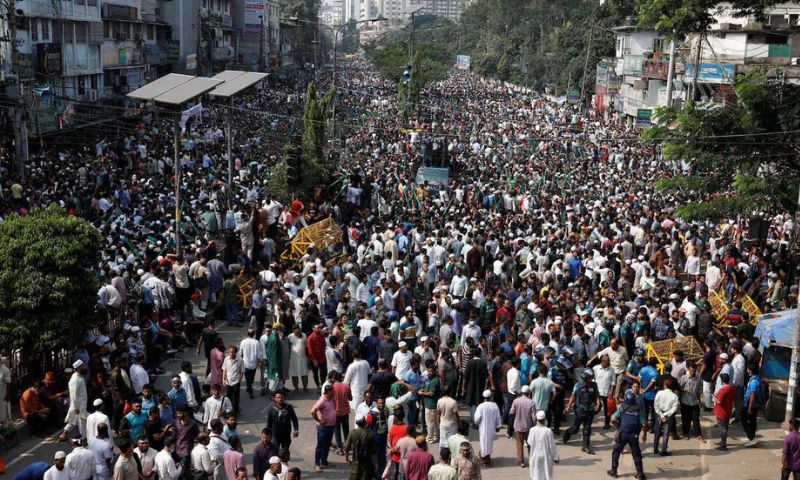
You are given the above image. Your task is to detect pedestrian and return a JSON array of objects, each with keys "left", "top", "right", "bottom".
[
  {"left": 528, "top": 410, "right": 559, "bottom": 480},
  {"left": 593, "top": 355, "right": 616, "bottom": 429},
  {"left": 86, "top": 398, "right": 109, "bottom": 442},
  {"left": 208, "top": 419, "right": 231, "bottom": 480},
  {"left": 453, "top": 441, "right": 481, "bottom": 480},
  {"left": 474, "top": 389, "right": 501, "bottom": 465},
  {"left": 678, "top": 361, "right": 703, "bottom": 441},
  {"left": 311, "top": 384, "right": 337, "bottom": 473},
  {"left": 333, "top": 371, "right": 353, "bottom": 455},
  {"left": 608, "top": 387, "right": 647, "bottom": 480},
  {"left": 742, "top": 363, "right": 763, "bottom": 447},
  {"left": 652, "top": 376, "right": 679, "bottom": 456},
  {"left": 202, "top": 384, "right": 233, "bottom": 429},
  {"left": 252, "top": 428, "right": 278, "bottom": 480},
  {"left": 420, "top": 361, "right": 442, "bottom": 445},
  {"left": 223, "top": 437, "right": 246, "bottom": 480},
  {"left": 510, "top": 385, "right": 536, "bottom": 467},
  {"left": 563, "top": 368, "right": 601, "bottom": 455},
  {"left": 222, "top": 346, "right": 245, "bottom": 414},
  {"left": 782, "top": 418, "right": 800, "bottom": 480},
  {"left": 266, "top": 391, "right": 299, "bottom": 452},
  {"left": 264, "top": 456, "right": 282, "bottom": 480},
  {"left": 134, "top": 438, "right": 157, "bottom": 480},
  {"left": 190, "top": 432, "right": 214, "bottom": 480},
  {"left": 44, "top": 452, "right": 68, "bottom": 480},
  {"left": 428, "top": 447, "right": 458, "bottom": 480},
  {"left": 60, "top": 360, "right": 88, "bottom": 441},
  {"left": 714, "top": 373, "right": 735, "bottom": 451},
  {"left": 65, "top": 437, "right": 95, "bottom": 480},
  {"left": 239, "top": 328, "right": 263, "bottom": 400},
  {"left": 88, "top": 423, "right": 114, "bottom": 480},
  {"left": 112, "top": 440, "right": 139, "bottom": 480},
  {"left": 344, "top": 416, "right": 376, "bottom": 480},
  {"left": 405, "top": 436, "right": 435, "bottom": 480},
  {"left": 154, "top": 438, "right": 182, "bottom": 480}
]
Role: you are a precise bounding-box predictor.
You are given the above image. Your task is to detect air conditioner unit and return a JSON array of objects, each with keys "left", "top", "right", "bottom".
[
  {"left": 89, "top": 89, "right": 98, "bottom": 101},
  {"left": 792, "top": 57, "right": 799, "bottom": 66}
]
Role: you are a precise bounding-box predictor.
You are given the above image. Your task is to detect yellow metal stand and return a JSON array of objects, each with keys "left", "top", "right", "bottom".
[
  {"left": 279, "top": 217, "right": 343, "bottom": 263},
  {"left": 645, "top": 337, "right": 703, "bottom": 374}
]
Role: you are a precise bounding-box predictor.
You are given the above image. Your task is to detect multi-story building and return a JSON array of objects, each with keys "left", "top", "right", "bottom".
[
  {"left": 100, "top": 0, "right": 172, "bottom": 97},
  {"left": 158, "top": 0, "right": 234, "bottom": 75},
  {"left": 405, "top": 0, "right": 461, "bottom": 22},
  {"left": 610, "top": 22, "right": 667, "bottom": 125},
  {"left": 238, "top": 0, "right": 281, "bottom": 71}
]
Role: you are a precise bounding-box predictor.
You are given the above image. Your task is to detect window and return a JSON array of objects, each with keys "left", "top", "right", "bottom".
[
  {"left": 90, "top": 74, "right": 98, "bottom": 90},
  {"left": 41, "top": 19, "right": 50, "bottom": 41},
  {"left": 75, "top": 0, "right": 85, "bottom": 6},
  {"left": 652, "top": 38, "right": 664, "bottom": 53},
  {"left": 64, "top": 21, "right": 74, "bottom": 43},
  {"left": 30, "top": 19, "right": 38, "bottom": 41},
  {"left": 104, "top": 21, "right": 112, "bottom": 38},
  {"left": 76, "top": 22, "right": 88, "bottom": 42}
]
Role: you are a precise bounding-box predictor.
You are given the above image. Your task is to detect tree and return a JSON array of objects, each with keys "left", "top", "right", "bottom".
[
  {"left": 646, "top": 74, "right": 800, "bottom": 220},
  {"left": 340, "top": 22, "right": 359, "bottom": 54},
  {"left": 0, "top": 205, "right": 101, "bottom": 358}
]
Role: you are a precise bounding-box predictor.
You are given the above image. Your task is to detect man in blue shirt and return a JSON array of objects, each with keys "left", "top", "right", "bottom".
[
  {"left": 402, "top": 358, "right": 423, "bottom": 426},
  {"left": 639, "top": 357, "right": 660, "bottom": 429},
  {"left": 13, "top": 462, "right": 49, "bottom": 480},
  {"left": 742, "top": 364, "right": 763, "bottom": 447}
]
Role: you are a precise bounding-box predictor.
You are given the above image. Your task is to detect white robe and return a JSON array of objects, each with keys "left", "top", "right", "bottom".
[
  {"left": 287, "top": 334, "right": 308, "bottom": 377},
  {"left": 473, "top": 400, "right": 501, "bottom": 457},
  {"left": 344, "top": 359, "right": 372, "bottom": 410},
  {"left": 528, "top": 425, "right": 559, "bottom": 480},
  {"left": 65, "top": 372, "right": 88, "bottom": 436},
  {"left": 86, "top": 410, "right": 110, "bottom": 442}
]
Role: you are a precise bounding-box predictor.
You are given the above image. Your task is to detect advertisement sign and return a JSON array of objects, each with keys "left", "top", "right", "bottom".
[
  {"left": 636, "top": 109, "right": 652, "bottom": 127},
  {"left": 167, "top": 41, "right": 180, "bottom": 63},
  {"left": 455, "top": 55, "right": 471, "bottom": 70},
  {"left": 186, "top": 54, "right": 197, "bottom": 71},
  {"left": 622, "top": 55, "right": 643, "bottom": 76},
  {"left": 643, "top": 59, "right": 669, "bottom": 80},
  {"left": 244, "top": 1, "right": 264, "bottom": 33},
  {"left": 596, "top": 62, "right": 608, "bottom": 87},
  {"left": 567, "top": 89, "right": 580, "bottom": 104},
  {"left": 614, "top": 95, "right": 624, "bottom": 113},
  {"left": 595, "top": 95, "right": 604, "bottom": 111},
  {"left": 684, "top": 63, "right": 736, "bottom": 84}
]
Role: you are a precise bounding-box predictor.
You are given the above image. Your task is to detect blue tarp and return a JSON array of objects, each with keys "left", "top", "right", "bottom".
[{"left": 755, "top": 309, "right": 797, "bottom": 348}]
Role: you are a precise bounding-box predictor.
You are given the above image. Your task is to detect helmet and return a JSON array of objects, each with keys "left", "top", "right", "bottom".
[
  {"left": 624, "top": 390, "right": 637, "bottom": 405},
  {"left": 634, "top": 348, "right": 645, "bottom": 356},
  {"left": 581, "top": 368, "right": 594, "bottom": 380}
]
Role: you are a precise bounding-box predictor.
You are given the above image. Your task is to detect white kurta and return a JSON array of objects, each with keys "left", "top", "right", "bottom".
[
  {"left": 86, "top": 411, "right": 110, "bottom": 442},
  {"left": 287, "top": 334, "right": 308, "bottom": 377},
  {"left": 473, "top": 400, "right": 501, "bottom": 457},
  {"left": 528, "top": 425, "right": 559, "bottom": 480},
  {"left": 0, "top": 364, "right": 11, "bottom": 424},
  {"left": 343, "top": 359, "right": 371, "bottom": 410},
  {"left": 65, "top": 372, "right": 88, "bottom": 436},
  {"left": 43, "top": 466, "right": 70, "bottom": 480}
]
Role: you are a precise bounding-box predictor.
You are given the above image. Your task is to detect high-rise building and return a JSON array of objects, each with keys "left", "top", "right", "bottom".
[{"left": 405, "top": 0, "right": 461, "bottom": 22}]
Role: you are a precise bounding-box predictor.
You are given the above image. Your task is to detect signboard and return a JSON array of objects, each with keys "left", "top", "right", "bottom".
[
  {"left": 415, "top": 167, "right": 450, "bottom": 186},
  {"left": 595, "top": 95, "right": 604, "bottom": 111},
  {"left": 643, "top": 59, "right": 669, "bottom": 80},
  {"left": 567, "top": 89, "right": 580, "bottom": 104},
  {"left": 37, "top": 43, "right": 62, "bottom": 75},
  {"left": 167, "top": 41, "right": 180, "bottom": 63},
  {"left": 622, "top": 55, "right": 643, "bottom": 76},
  {"left": 596, "top": 62, "right": 608, "bottom": 87},
  {"left": 636, "top": 109, "right": 652, "bottom": 127},
  {"left": 455, "top": 55, "right": 471, "bottom": 70},
  {"left": 186, "top": 53, "right": 197, "bottom": 71},
  {"left": 684, "top": 63, "right": 736, "bottom": 85},
  {"left": 614, "top": 94, "right": 624, "bottom": 113},
  {"left": 244, "top": 0, "right": 264, "bottom": 33}
]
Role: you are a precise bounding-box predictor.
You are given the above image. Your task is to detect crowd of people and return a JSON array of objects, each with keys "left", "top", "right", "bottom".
[{"left": 2, "top": 55, "right": 800, "bottom": 480}]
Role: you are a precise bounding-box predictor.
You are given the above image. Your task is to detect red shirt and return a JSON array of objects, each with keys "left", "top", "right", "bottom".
[
  {"left": 714, "top": 384, "right": 736, "bottom": 420},
  {"left": 332, "top": 382, "right": 351, "bottom": 416},
  {"left": 388, "top": 424, "right": 406, "bottom": 463},
  {"left": 307, "top": 332, "right": 327, "bottom": 363}
]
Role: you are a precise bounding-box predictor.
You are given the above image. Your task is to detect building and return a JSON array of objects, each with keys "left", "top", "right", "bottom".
[
  {"left": 158, "top": 0, "right": 234, "bottom": 75},
  {"left": 100, "top": 0, "right": 173, "bottom": 97},
  {"left": 405, "top": 0, "right": 461, "bottom": 22},
  {"left": 238, "top": 0, "right": 281, "bottom": 71}
]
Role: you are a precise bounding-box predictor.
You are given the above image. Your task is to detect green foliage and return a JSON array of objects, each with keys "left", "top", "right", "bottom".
[
  {"left": 340, "top": 22, "right": 359, "bottom": 54},
  {"left": 456, "top": 0, "right": 635, "bottom": 93},
  {"left": 266, "top": 161, "right": 292, "bottom": 204},
  {"left": 636, "top": 0, "right": 796, "bottom": 38},
  {"left": 648, "top": 74, "right": 800, "bottom": 220},
  {"left": 283, "top": 0, "right": 322, "bottom": 62},
  {"left": 0, "top": 205, "right": 101, "bottom": 355}
]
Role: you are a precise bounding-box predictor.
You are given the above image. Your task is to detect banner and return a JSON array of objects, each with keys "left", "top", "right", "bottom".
[
  {"left": 684, "top": 63, "right": 736, "bottom": 85},
  {"left": 180, "top": 103, "right": 203, "bottom": 133},
  {"left": 416, "top": 167, "right": 450, "bottom": 186},
  {"left": 455, "top": 55, "right": 471, "bottom": 70},
  {"left": 186, "top": 54, "right": 197, "bottom": 71},
  {"left": 244, "top": 0, "right": 264, "bottom": 33},
  {"left": 567, "top": 89, "right": 580, "bottom": 104},
  {"left": 636, "top": 109, "right": 652, "bottom": 128}
]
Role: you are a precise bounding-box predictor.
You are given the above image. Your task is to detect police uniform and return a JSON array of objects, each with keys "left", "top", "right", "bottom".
[
  {"left": 547, "top": 360, "right": 572, "bottom": 433},
  {"left": 609, "top": 393, "right": 647, "bottom": 479},
  {"left": 563, "top": 377, "right": 599, "bottom": 452}
]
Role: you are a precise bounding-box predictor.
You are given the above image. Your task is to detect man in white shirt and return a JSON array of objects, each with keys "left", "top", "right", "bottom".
[
  {"left": 391, "top": 342, "right": 413, "bottom": 379},
  {"left": 129, "top": 355, "right": 149, "bottom": 396},
  {"left": 504, "top": 357, "right": 521, "bottom": 438},
  {"left": 133, "top": 438, "right": 157, "bottom": 480},
  {"left": 731, "top": 343, "right": 747, "bottom": 422},
  {"left": 449, "top": 269, "right": 468, "bottom": 298},
  {"left": 239, "top": 329, "right": 263, "bottom": 400},
  {"left": 190, "top": 433, "right": 214, "bottom": 479},
  {"left": 344, "top": 349, "right": 372, "bottom": 410},
  {"left": 44, "top": 451, "right": 70, "bottom": 480},
  {"left": 88, "top": 424, "right": 114, "bottom": 480},
  {"left": 414, "top": 337, "right": 436, "bottom": 365},
  {"left": 155, "top": 439, "right": 182, "bottom": 480},
  {"left": 356, "top": 314, "right": 378, "bottom": 341},
  {"left": 85, "top": 399, "right": 109, "bottom": 442},
  {"left": 222, "top": 347, "right": 245, "bottom": 414},
  {"left": 65, "top": 437, "right": 96, "bottom": 480},
  {"left": 178, "top": 362, "right": 198, "bottom": 410},
  {"left": 202, "top": 384, "right": 233, "bottom": 429},
  {"left": 207, "top": 419, "right": 231, "bottom": 480},
  {"left": 653, "top": 377, "right": 680, "bottom": 456}
]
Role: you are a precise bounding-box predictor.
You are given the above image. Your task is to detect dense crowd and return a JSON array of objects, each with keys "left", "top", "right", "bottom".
[{"left": 2, "top": 56, "right": 800, "bottom": 480}]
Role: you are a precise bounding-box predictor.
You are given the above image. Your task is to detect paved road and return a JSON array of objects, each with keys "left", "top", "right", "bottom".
[{"left": 4, "top": 325, "right": 786, "bottom": 480}]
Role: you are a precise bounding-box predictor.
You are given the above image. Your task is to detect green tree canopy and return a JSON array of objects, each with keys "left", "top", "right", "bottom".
[
  {"left": 0, "top": 205, "right": 101, "bottom": 356},
  {"left": 646, "top": 74, "right": 800, "bottom": 220}
]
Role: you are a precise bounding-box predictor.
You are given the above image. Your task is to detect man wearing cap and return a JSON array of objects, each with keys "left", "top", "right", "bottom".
[
  {"left": 263, "top": 456, "right": 282, "bottom": 480},
  {"left": 391, "top": 341, "right": 413, "bottom": 379},
  {"left": 528, "top": 410, "right": 559, "bottom": 480},
  {"left": 85, "top": 398, "right": 109, "bottom": 442},
  {"left": 344, "top": 416, "right": 376, "bottom": 480},
  {"left": 61, "top": 360, "right": 88, "bottom": 441},
  {"left": 509, "top": 384, "right": 535, "bottom": 467},
  {"left": 608, "top": 387, "right": 647, "bottom": 479},
  {"left": 44, "top": 452, "right": 69, "bottom": 480},
  {"left": 474, "top": 389, "right": 501, "bottom": 465},
  {"left": 563, "top": 368, "right": 602, "bottom": 454},
  {"left": 65, "top": 436, "right": 94, "bottom": 480}
]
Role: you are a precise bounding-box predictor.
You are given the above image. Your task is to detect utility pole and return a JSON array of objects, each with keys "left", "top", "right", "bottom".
[
  {"left": 408, "top": 9, "right": 416, "bottom": 65},
  {"left": 788, "top": 202, "right": 800, "bottom": 426},
  {"left": 665, "top": 38, "right": 676, "bottom": 108},
  {"left": 689, "top": 32, "right": 703, "bottom": 102},
  {"left": 7, "top": 0, "right": 27, "bottom": 180},
  {"left": 259, "top": 14, "right": 265, "bottom": 71},
  {"left": 579, "top": 22, "right": 594, "bottom": 106}
]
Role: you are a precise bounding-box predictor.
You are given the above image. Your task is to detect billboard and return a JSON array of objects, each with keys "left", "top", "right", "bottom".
[
  {"left": 186, "top": 54, "right": 197, "bottom": 71},
  {"left": 684, "top": 63, "right": 736, "bottom": 84},
  {"left": 636, "top": 109, "right": 652, "bottom": 127},
  {"left": 455, "top": 55, "right": 471, "bottom": 70},
  {"left": 244, "top": 1, "right": 264, "bottom": 33}
]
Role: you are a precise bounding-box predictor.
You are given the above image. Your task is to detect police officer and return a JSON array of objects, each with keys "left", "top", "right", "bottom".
[
  {"left": 608, "top": 385, "right": 648, "bottom": 479},
  {"left": 548, "top": 357, "right": 573, "bottom": 434},
  {"left": 562, "top": 368, "right": 602, "bottom": 454}
]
